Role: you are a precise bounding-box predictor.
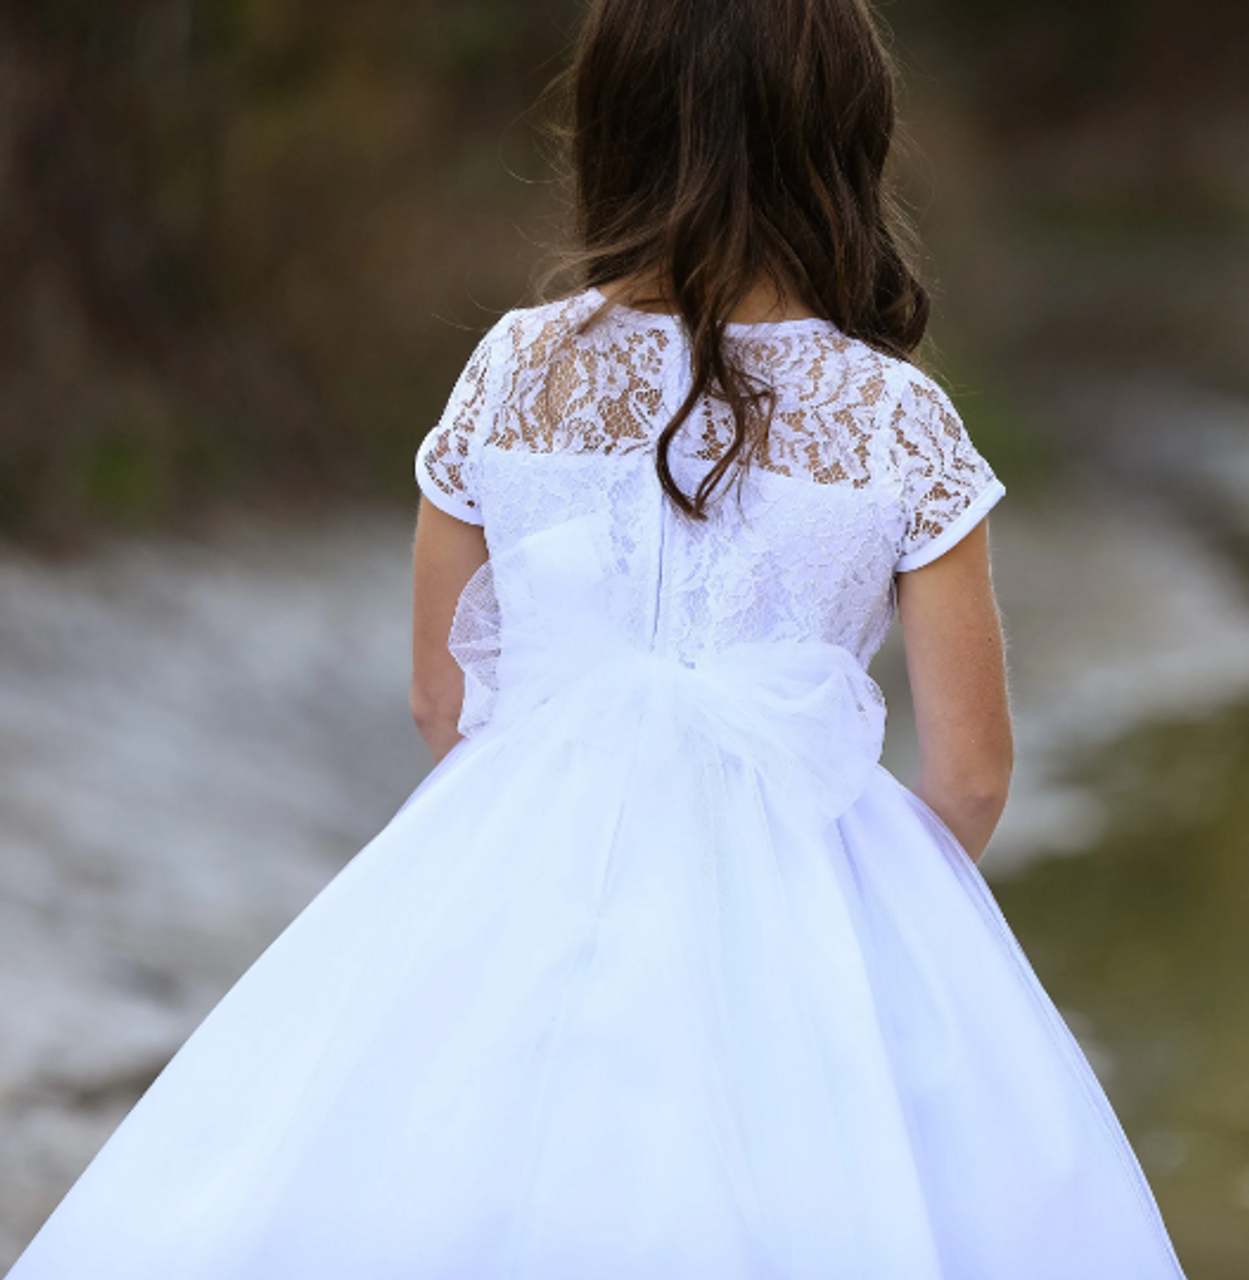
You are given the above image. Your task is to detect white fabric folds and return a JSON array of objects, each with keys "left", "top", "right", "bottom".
[{"left": 10, "top": 514, "right": 1185, "bottom": 1280}]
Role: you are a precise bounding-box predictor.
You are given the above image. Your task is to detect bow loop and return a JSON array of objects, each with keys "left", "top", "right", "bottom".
[{"left": 449, "top": 517, "right": 885, "bottom": 822}]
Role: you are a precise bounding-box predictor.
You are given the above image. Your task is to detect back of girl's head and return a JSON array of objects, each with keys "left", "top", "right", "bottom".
[{"left": 553, "top": 0, "right": 930, "bottom": 518}]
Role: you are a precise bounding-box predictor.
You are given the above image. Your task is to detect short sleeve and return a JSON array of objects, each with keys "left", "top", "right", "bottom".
[
  {"left": 888, "top": 371, "right": 1006, "bottom": 572},
  {"left": 415, "top": 321, "right": 509, "bottom": 524}
]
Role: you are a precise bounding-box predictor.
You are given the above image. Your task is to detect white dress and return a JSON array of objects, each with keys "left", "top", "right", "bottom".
[{"left": 9, "top": 290, "right": 1186, "bottom": 1279}]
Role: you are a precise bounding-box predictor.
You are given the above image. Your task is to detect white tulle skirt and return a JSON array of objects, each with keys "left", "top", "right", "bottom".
[{"left": 9, "top": 694, "right": 1185, "bottom": 1279}]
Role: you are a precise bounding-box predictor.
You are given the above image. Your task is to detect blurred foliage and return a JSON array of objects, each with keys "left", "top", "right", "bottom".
[
  {"left": 995, "top": 701, "right": 1249, "bottom": 1280},
  {"left": 0, "top": 0, "right": 578, "bottom": 538},
  {"left": 0, "top": 0, "right": 1244, "bottom": 537},
  {"left": 899, "top": 0, "right": 1249, "bottom": 393},
  {"left": 906, "top": 0, "right": 1249, "bottom": 122}
]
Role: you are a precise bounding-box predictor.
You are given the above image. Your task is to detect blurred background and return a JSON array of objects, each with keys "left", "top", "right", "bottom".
[{"left": 0, "top": 0, "right": 1247, "bottom": 1272}]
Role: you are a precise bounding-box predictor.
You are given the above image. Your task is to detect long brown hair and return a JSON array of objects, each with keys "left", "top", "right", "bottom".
[{"left": 550, "top": 0, "right": 929, "bottom": 519}]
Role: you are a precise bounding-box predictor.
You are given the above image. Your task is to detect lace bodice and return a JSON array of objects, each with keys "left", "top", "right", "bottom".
[{"left": 416, "top": 289, "right": 1003, "bottom": 670}]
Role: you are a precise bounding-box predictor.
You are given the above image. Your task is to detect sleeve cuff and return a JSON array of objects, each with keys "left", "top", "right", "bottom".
[
  {"left": 895, "top": 478, "right": 1006, "bottom": 573},
  {"left": 413, "top": 447, "right": 484, "bottom": 526}
]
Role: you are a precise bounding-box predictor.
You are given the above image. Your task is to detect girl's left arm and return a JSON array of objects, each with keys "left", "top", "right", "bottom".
[
  {"left": 896, "top": 522, "right": 1013, "bottom": 862},
  {"left": 410, "top": 500, "right": 488, "bottom": 762}
]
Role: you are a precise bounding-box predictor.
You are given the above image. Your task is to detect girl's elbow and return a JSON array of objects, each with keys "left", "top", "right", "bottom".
[
  {"left": 409, "top": 682, "right": 453, "bottom": 735},
  {"left": 408, "top": 684, "right": 432, "bottom": 731},
  {"left": 957, "top": 754, "right": 1013, "bottom": 818},
  {"left": 925, "top": 748, "right": 1012, "bottom": 815}
]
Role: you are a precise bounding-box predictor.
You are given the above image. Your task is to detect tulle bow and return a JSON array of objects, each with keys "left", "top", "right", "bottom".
[{"left": 448, "top": 515, "right": 885, "bottom": 823}]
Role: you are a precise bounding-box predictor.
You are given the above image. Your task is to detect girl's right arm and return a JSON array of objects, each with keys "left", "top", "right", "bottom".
[{"left": 410, "top": 500, "right": 489, "bottom": 763}]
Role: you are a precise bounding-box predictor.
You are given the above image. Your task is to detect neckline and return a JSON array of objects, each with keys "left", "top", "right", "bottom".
[{"left": 583, "top": 286, "right": 833, "bottom": 335}]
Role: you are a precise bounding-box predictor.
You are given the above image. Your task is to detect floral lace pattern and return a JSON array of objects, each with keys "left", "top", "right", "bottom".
[{"left": 416, "top": 292, "right": 1003, "bottom": 670}]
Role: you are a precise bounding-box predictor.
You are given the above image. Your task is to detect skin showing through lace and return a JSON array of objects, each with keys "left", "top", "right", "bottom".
[{"left": 546, "top": 0, "right": 931, "bottom": 519}]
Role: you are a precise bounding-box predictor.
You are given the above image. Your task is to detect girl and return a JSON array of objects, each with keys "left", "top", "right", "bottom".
[{"left": 10, "top": 0, "right": 1186, "bottom": 1276}]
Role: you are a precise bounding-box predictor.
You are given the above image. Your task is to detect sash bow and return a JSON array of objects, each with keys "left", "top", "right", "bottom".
[{"left": 449, "top": 516, "right": 885, "bottom": 823}]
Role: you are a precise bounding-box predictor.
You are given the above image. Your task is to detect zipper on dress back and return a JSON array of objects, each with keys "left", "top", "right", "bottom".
[
  {"left": 648, "top": 485, "right": 669, "bottom": 653},
  {"left": 648, "top": 338, "right": 694, "bottom": 654}
]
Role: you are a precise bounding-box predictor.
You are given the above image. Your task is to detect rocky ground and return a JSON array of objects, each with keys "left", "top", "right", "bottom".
[{"left": 2, "top": 411, "right": 1248, "bottom": 1264}]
